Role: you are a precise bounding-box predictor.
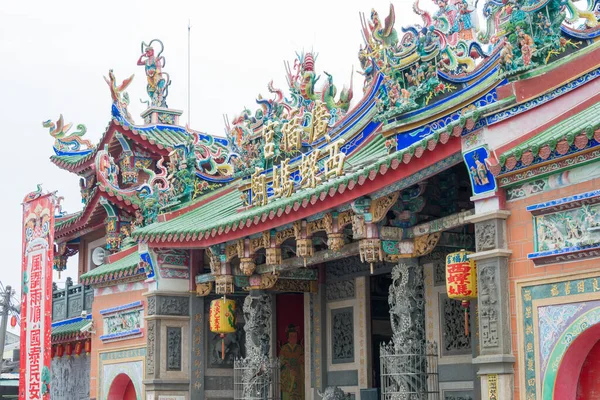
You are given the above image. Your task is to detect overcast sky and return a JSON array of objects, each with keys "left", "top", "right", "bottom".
[{"left": 0, "top": 0, "right": 442, "bottom": 327}]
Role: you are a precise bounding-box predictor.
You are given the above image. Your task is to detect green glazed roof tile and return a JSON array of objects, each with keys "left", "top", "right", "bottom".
[
  {"left": 51, "top": 318, "right": 91, "bottom": 336},
  {"left": 500, "top": 101, "right": 600, "bottom": 166},
  {"left": 79, "top": 250, "right": 140, "bottom": 283}
]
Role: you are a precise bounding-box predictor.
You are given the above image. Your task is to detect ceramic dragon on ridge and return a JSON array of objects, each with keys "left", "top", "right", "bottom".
[{"left": 43, "top": 114, "right": 94, "bottom": 155}]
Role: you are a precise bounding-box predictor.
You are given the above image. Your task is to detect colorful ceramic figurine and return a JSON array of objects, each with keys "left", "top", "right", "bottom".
[{"left": 137, "top": 39, "right": 171, "bottom": 107}]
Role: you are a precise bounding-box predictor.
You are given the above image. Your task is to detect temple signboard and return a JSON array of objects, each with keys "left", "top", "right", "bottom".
[{"left": 20, "top": 189, "right": 55, "bottom": 400}]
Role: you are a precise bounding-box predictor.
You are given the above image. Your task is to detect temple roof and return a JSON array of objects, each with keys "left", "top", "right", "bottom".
[
  {"left": 495, "top": 100, "right": 600, "bottom": 174},
  {"left": 79, "top": 248, "right": 142, "bottom": 286},
  {"left": 51, "top": 316, "right": 92, "bottom": 342},
  {"left": 132, "top": 113, "right": 472, "bottom": 244}
]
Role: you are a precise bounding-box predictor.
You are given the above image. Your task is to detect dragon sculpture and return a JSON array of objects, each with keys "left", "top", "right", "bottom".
[{"left": 43, "top": 114, "right": 94, "bottom": 155}]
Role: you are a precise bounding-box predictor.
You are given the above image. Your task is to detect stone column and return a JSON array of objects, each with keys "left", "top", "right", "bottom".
[
  {"left": 306, "top": 267, "right": 327, "bottom": 398},
  {"left": 466, "top": 204, "right": 515, "bottom": 400},
  {"left": 381, "top": 261, "right": 427, "bottom": 397},
  {"left": 190, "top": 295, "right": 205, "bottom": 400},
  {"left": 144, "top": 292, "right": 191, "bottom": 400}
]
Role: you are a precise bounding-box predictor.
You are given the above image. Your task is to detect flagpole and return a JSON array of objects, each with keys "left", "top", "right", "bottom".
[{"left": 188, "top": 19, "right": 191, "bottom": 126}]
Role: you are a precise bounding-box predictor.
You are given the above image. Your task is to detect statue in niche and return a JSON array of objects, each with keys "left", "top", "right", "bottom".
[{"left": 279, "top": 324, "right": 304, "bottom": 400}]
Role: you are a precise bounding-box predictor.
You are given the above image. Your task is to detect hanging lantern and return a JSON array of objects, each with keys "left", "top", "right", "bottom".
[
  {"left": 296, "top": 238, "right": 314, "bottom": 267},
  {"left": 74, "top": 341, "right": 83, "bottom": 357},
  {"left": 84, "top": 339, "right": 92, "bottom": 355},
  {"left": 10, "top": 315, "right": 17, "bottom": 328},
  {"left": 446, "top": 250, "right": 478, "bottom": 336},
  {"left": 265, "top": 248, "right": 282, "bottom": 266},
  {"left": 56, "top": 344, "right": 64, "bottom": 358},
  {"left": 51, "top": 345, "right": 56, "bottom": 359},
  {"left": 65, "top": 342, "right": 73, "bottom": 357},
  {"left": 359, "top": 238, "right": 383, "bottom": 274},
  {"left": 209, "top": 297, "right": 237, "bottom": 360}
]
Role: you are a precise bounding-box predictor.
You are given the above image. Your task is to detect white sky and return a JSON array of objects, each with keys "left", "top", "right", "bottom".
[{"left": 0, "top": 0, "right": 438, "bottom": 322}]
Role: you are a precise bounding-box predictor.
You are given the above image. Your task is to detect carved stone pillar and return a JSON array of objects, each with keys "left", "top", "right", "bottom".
[
  {"left": 190, "top": 295, "right": 205, "bottom": 400},
  {"left": 381, "top": 262, "right": 428, "bottom": 397},
  {"left": 466, "top": 207, "right": 515, "bottom": 400},
  {"left": 144, "top": 293, "right": 191, "bottom": 399},
  {"left": 305, "top": 266, "right": 327, "bottom": 398}
]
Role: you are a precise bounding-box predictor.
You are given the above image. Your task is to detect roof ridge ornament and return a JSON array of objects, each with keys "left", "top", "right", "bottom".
[
  {"left": 138, "top": 39, "right": 171, "bottom": 109},
  {"left": 43, "top": 114, "right": 95, "bottom": 156}
]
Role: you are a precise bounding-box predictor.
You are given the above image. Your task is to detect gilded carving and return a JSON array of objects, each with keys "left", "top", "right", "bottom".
[
  {"left": 359, "top": 238, "right": 383, "bottom": 263},
  {"left": 243, "top": 272, "right": 279, "bottom": 290},
  {"left": 275, "top": 227, "right": 295, "bottom": 245},
  {"left": 371, "top": 192, "right": 400, "bottom": 223},
  {"left": 337, "top": 210, "right": 354, "bottom": 229},
  {"left": 240, "top": 257, "right": 257, "bottom": 276},
  {"left": 208, "top": 249, "right": 221, "bottom": 275},
  {"left": 352, "top": 215, "right": 366, "bottom": 239},
  {"left": 265, "top": 247, "right": 282, "bottom": 266},
  {"left": 272, "top": 279, "right": 317, "bottom": 293},
  {"left": 296, "top": 238, "right": 314, "bottom": 259},
  {"left": 327, "top": 232, "right": 345, "bottom": 252},
  {"left": 250, "top": 236, "right": 264, "bottom": 254},
  {"left": 293, "top": 221, "right": 303, "bottom": 239},
  {"left": 235, "top": 240, "right": 245, "bottom": 259},
  {"left": 215, "top": 275, "right": 234, "bottom": 295},
  {"left": 413, "top": 232, "right": 442, "bottom": 257},
  {"left": 196, "top": 282, "right": 213, "bottom": 297},
  {"left": 307, "top": 214, "right": 333, "bottom": 237}
]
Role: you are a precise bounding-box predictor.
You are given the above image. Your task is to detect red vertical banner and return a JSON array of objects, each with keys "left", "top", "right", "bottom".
[{"left": 20, "top": 191, "right": 55, "bottom": 400}]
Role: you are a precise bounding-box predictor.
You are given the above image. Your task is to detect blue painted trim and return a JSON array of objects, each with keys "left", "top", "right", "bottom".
[
  {"left": 526, "top": 189, "right": 600, "bottom": 212},
  {"left": 561, "top": 25, "right": 600, "bottom": 40},
  {"left": 528, "top": 242, "right": 600, "bottom": 260},
  {"left": 99, "top": 300, "right": 143, "bottom": 316},
  {"left": 438, "top": 50, "right": 501, "bottom": 83},
  {"left": 53, "top": 148, "right": 93, "bottom": 157},
  {"left": 99, "top": 328, "right": 142, "bottom": 341},
  {"left": 51, "top": 314, "right": 92, "bottom": 328}
]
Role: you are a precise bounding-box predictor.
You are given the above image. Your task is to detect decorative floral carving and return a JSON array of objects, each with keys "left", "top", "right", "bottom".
[
  {"left": 265, "top": 248, "right": 282, "bottom": 266},
  {"left": 196, "top": 282, "right": 213, "bottom": 297},
  {"left": 275, "top": 228, "right": 295, "bottom": 245},
  {"left": 441, "top": 296, "right": 471, "bottom": 355},
  {"left": 359, "top": 238, "right": 383, "bottom": 264},
  {"left": 146, "top": 320, "right": 156, "bottom": 375},
  {"left": 166, "top": 327, "right": 182, "bottom": 371},
  {"left": 331, "top": 307, "right": 354, "bottom": 363},
  {"left": 413, "top": 232, "right": 442, "bottom": 257},
  {"left": 327, "top": 233, "right": 345, "bottom": 252}
]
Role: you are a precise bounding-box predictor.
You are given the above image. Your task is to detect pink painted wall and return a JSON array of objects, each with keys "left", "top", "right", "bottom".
[{"left": 577, "top": 339, "right": 600, "bottom": 400}]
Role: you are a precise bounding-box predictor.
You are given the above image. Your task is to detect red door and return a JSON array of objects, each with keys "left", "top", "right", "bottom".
[{"left": 577, "top": 339, "right": 600, "bottom": 400}]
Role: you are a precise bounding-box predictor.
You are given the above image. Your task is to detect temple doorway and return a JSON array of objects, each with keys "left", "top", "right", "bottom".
[
  {"left": 276, "top": 293, "right": 305, "bottom": 400},
  {"left": 107, "top": 373, "right": 137, "bottom": 400},
  {"left": 578, "top": 339, "right": 600, "bottom": 399}
]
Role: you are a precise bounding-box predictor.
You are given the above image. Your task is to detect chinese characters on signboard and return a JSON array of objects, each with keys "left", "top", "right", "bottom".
[{"left": 20, "top": 193, "right": 55, "bottom": 400}]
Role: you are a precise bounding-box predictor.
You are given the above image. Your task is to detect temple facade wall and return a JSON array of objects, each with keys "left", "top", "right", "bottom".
[{"left": 506, "top": 168, "right": 600, "bottom": 400}]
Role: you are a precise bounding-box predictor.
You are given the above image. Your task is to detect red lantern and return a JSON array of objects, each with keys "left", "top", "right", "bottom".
[
  {"left": 446, "top": 250, "right": 478, "bottom": 336},
  {"left": 84, "top": 339, "right": 92, "bottom": 355},
  {"left": 56, "top": 344, "right": 64, "bottom": 358},
  {"left": 51, "top": 345, "right": 56, "bottom": 359},
  {"left": 74, "top": 341, "right": 83, "bottom": 357},
  {"left": 10, "top": 315, "right": 17, "bottom": 328},
  {"left": 65, "top": 342, "right": 73, "bottom": 357}
]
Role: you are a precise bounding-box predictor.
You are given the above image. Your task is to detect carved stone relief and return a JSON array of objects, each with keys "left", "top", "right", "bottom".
[
  {"left": 67, "top": 297, "right": 83, "bottom": 318},
  {"left": 479, "top": 265, "right": 499, "bottom": 348},
  {"left": 146, "top": 320, "right": 156, "bottom": 376},
  {"left": 50, "top": 354, "right": 90, "bottom": 399},
  {"left": 326, "top": 256, "right": 393, "bottom": 282},
  {"left": 475, "top": 221, "right": 496, "bottom": 252},
  {"left": 166, "top": 327, "right": 182, "bottom": 371},
  {"left": 149, "top": 296, "right": 189, "bottom": 316},
  {"left": 326, "top": 280, "right": 356, "bottom": 302},
  {"left": 441, "top": 295, "right": 471, "bottom": 356},
  {"left": 147, "top": 296, "right": 156, "bottom": 315},
  {"left": 434, "top": 262, "right": 446, "bottom": 287},
  {"left": 243, "top": 293, "right": 272, "bottom": 359},
  {"left": 331, "top": 307, "right": 354, "bottom": 364}
]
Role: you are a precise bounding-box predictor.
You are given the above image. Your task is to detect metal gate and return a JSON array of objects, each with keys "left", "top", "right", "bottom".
[
  {"left": 233, "top": 357, "right": 280, "bottom": 400},
  {"left": 380, "top": 341, "right": 440, "bottom": 400}
]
